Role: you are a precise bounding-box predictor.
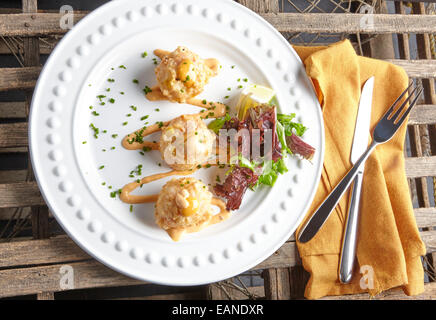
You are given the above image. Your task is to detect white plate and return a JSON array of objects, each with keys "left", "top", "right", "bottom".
[{"left": 29, "top": 0, "right": 324, "bottom": 285}]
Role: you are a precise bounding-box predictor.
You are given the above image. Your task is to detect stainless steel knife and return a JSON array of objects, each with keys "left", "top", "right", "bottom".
[
  {"left": 298, "top": 77, "right": 374, "bottom": 244},
  {"left": 338, "top": 77, "right": 374, "bottom": 283}
]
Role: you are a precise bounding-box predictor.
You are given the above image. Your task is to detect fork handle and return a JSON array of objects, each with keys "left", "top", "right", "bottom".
[
  {"left": 298, "top": 141, "right": 378, "bottom": 243},
  {"left": 339, "top": 169, "right": 363, "bottom": 283}
]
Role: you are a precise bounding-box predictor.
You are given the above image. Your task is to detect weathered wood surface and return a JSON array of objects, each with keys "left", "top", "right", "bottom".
[
  {"left": 387, "top": 59, "right": 436, "bottom": 78},
  {"left": 0, "top": 122, "right": 28, "bottom": 147},
  {"left": 1, "top": 102, "right": 434, "bottom": 125},
  {"left": 0, "top": 227, "right": 434, "bottom": 298},
  {"left": 0, "top": 260, "right": 144, "bottom": 298},
  {"left": 208, "top": 284, "right": 265, "bottom": 300},
  {"left": 0, "top": 181, "right": 44, "bottom": 208},
  {"left": 405, "top": 156, "right": 436, "bottom": 178},
  {"left": 0, "top": 102, "right": 27, "bottom": 119},
  {"left": 0, "top": 67, "right": 41, "bottom": 91},
  {"left": 409, "top": 105, "right": 436, "bottom": 125},
  {"left": 1, "top": 13, "right": 436, "bottom": 37},
  {"left": 0, "top": 154, "right": 434, "bottom": 210},
  {"left": 0, "top": 60, "right": 432, "bottom": 93}
]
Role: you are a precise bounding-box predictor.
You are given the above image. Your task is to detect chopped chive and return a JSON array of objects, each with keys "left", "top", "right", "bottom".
[
  {"left": 140, "top": 115, "right": 149, "bottom": 121},
  {"left": 107, "top": 78, "right": 115, "bottom": 83},
  {"left": 118, "top": 65, "right": 127, "bottom": 69},
  {"left": 143, "top": 86, "right": 152, "bottom": 94},
  {"left": 82, "top": 141, "right": 87, "bottom": 144},
  {"left": 98, "top": 165, "right": 105, "bottom": 170},
  {"left": 142, "top": 51, "right": 148, "bottom": 58},
  {"left": 133, "top": 79, "right": 139, "bottom": 84},
  {"left": 109, "top": 98, "right": 115, "bottom": 103},
  {"left": 155, "top": 108, "right": 160, "bottom": 112},
  {"left": 130, "top": 105, "right": 137, "bottom": 111},
  {"left": 112, "top": 134, "right": 118, "bottom": 138},
  {"left": 123, "top": 122, "right": 128, "bottom": 126}
]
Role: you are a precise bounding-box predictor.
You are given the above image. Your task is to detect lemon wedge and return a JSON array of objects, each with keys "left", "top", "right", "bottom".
[{"left": 236, "top": 84, "right": 276, "bottom": 119}]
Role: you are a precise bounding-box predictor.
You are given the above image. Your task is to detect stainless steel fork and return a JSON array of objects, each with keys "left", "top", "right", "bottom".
[{"left": 298, "top": 82, "right": 423, "bottom": 244}]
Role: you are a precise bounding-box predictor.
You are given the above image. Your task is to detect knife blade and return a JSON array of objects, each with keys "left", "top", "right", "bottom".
[
  {"left": 298, "top": 77, "right": 374, "bottom": 243},
  {"left": 338, "top": 77, "right": 374, "bottom": 283}
]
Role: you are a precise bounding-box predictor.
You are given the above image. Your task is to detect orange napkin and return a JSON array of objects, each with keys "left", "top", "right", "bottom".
[{"left": 293, "top": 40, "right": 426, "bottom": 299}]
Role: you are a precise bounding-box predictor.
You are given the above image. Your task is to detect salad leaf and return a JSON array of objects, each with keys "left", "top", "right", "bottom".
[
  {"left": 277, "top": 113, "right": 307, "bottom": 137},
  {"left": 207, "top": 113, "right": 231, "bottom": 134},
  {"left": 276, "top": 121, "right": 291, "bottom": 155}
]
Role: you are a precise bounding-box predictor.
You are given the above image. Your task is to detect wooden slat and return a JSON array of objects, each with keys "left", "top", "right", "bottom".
[
  {"left": 0, "top": 122, "right": 28, "bottom": 148},
  {"left": 237, "top": 0, "right": 279, "bottom": 13},
  {"left": 0, "top": 181, "right": 44, "bottom": 209},
  {"left": 0, "top": 102, "right": 27, "bottom": 119},
  {"left": 0, "top": 227, "right": 433, "bottom": 298},
  {"left": 0, "top": 170, "right": 28, "bottom": 183},
  {"left": 0, "top": 260, "right": 143, "bottom": 298},
  {"left": 405, "top": 156, "right": 436, "bottom": 178},
  {"left": 0, "top": 67, "right": 41, "bottom": 91},
  {"left": 320, "top": 282, "right": 436, "bottom": 300},
  {"left": 0, "top": 235, "right": 88, "bottom": 268},
  {"left": 414, "top": 207, "right": 436, "bottom": 229},
  {"left": 387, "top": 59, "right": 436, "bottom": 78},
  {"left": 117, "top": 290, "right": 206, "bottom": 300},
  {"left": 1, "top": 13, "right": 436, "bottom": 37},
  {"left": 0, "top": 147, "right": 28, "bottom": 153},
  {"left": 207, "top": 284, "right": 265, "bottom": 300},
  {"left": 1, "top": 227, "right": 433, "bottom": 272},
  {"left": 263, "top": 13, "right": 436, "bottom": 34},
  {"left": 409, "top": 105, "right": 436, "bottom": 125},
  {"left": 263, "top": 268, "right": 291, "bottom": 300},
  {"left": 0, "top": 13, "right": 87, "bottom": 37},
  {"left": 0, "top": 60, "right": 431, "bottom": 93}
]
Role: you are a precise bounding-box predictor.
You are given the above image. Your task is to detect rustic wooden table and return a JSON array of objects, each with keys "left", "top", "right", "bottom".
[{"left": 0, "top": 0, "right": 435, "bottom": 300}]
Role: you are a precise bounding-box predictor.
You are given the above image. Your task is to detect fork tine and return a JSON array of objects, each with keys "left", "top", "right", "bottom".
[
  {"left": 384, "top": 81, "right": 414, "bottom": 118},
  {"left": 394, "top": 86, "right": 423, "bottom": 129},
  {"left": 390, "top": 85, "right": 420, "bottom": 121}
]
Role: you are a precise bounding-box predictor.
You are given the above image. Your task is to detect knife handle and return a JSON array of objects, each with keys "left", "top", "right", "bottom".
[{"left": 338, "top": 169, "right": 363, "bottom": 284}]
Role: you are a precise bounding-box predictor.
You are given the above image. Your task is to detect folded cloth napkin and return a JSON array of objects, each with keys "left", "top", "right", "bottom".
[{"left": 292, "top": 39, "right": 426, "bottom": 299}]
